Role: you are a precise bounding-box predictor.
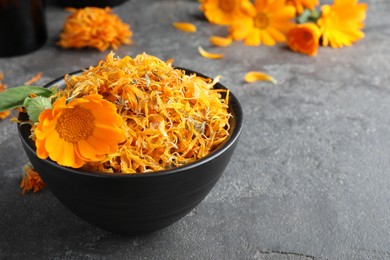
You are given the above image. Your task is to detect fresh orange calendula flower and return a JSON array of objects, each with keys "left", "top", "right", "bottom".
[
  {"left": 200, "top": 0, "right": 256, "bottom": 25},
  {"left": 20, "top": 164, "right": 45, "bottom": 194},
  {"left": 172, "top": 22, "right": 197, "bottom": 32},
  {"left": 245, "top": 71, "right": 277, "bottom": 84},
  {"left": 286, "top": 23, "right": 320, "bottom": 56},
  {"left": 198, "top": 46, "right": 224, "bottom": 59},
  {"left": 229, "top": 0, "right": 296, "bottom": 46},
  {"left": 317, "top": 0, "right": 367, "bottom": 48},
  {"left": 0, "top": 72, "right": 10, "bottom": 120},
  {"left": 58, "top": 7, "right": 132, "bottom": 51},
  {"left": 286, "top": 0, "right": 319, "bottom": 14},
  {"left": 34, "top": 94, "right": 125, "bottom": 168}
]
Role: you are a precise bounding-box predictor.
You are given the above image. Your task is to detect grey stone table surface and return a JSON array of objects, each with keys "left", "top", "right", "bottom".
[{"left": 0, "top": 0, "right": 389, "bottom": 259}]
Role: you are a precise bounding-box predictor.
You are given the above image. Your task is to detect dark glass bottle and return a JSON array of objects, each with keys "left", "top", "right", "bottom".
[
  {"left": 55, "top": 0, "right": 129, "bottom": 8},
  {"left": 0, "top": 0, "right": 47, "bottom": 57}
]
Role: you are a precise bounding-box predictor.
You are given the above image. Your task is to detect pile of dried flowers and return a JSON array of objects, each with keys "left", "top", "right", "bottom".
[
  {"left": 58, "top": 7, "right": 132, "bottom": 51},
  {"left": 0, "top": 52, "right": 231, "bottom": 174}
]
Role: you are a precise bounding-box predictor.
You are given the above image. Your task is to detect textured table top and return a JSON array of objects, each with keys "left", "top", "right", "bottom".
[{"left": 1, "top": 0, "right": 389, "bottom": 259}]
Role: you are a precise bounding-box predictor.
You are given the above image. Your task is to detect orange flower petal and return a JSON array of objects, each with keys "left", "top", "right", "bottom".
[
  {"left": 198, "top": 46, "right": 224, "bottom": 59},
  {"left": 24, "top": 72, "right": 43, "bottom": 86},
  {"left": 244, "top": 71, "right": 277, "bottom": 84},
  {"left": 209, "top": 36, "right": 232, "bottom": 47},
  {"left": 172, "top": 22, "right": 197, "bottom": 32}
]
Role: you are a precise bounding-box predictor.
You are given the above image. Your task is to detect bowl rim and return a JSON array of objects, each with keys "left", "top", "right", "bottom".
[{"left": 18, "top": 67, "right": 243, "bottom": 178}]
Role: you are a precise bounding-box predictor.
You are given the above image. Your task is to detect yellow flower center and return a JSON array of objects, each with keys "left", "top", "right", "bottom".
[
  {"left": 56, "top": 107, "right": 95, "bottom": 143},
  {"left": 219, "top": 0, "right": 235, "bottom": 13},
  {"left": 254, "top": 13, "right": 269, "bottom": 29}
]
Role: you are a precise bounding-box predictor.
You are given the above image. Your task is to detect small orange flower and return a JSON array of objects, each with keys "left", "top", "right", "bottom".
[
  {"left": 20, "top": 164, "right": 45, "bottom": 194},
  {"left": 286, "top": 23, "right": 320, "bottom": 56},
  {"left": 35, "top": 94, "right": 125, "bottom": 168},
  {"left": 317, "top": 0, "right": 367, "bottom": 48},
  {"left": 286, "top": 0, "right": 319, "bottom": 14},
  {"left": 58, "top": 7, "right": 132, "bottom": 51},
  {"left": 229, "top": 0, "right": 296, "bottom": 46},
  {"left": 200, "top": 0, "right": 256, "bottom": 25},
  {"left": 0, "top": 73, "right": 10, "bottom": 120}
]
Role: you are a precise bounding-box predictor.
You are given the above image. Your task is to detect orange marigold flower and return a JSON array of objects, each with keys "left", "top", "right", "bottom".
[
  {"left": 20, "top": 164, "right": 45, "bottom": 194},
  {"left": 317, "top": 0, "right": 367, "bottom": 48},
  {"left": 34, "top": 94, "right": 125, "bottom": 168},
  {"left": 0, "top": 72, "right": 10, "bottom": 120},
  {"left": 58, "top": 7, "right": 132, "bottom": 51},
  {"left": 286, "top": 0, "right": 319, "bottom": 14},
  {"left": 229, "top": 0, "right": 296, "bottom": 46},
  {"left": 286, "top": 23, "right": 320, "bottom": 56},
  {"left": 200, "top": 0, "right": 256, "bottom": 25}
]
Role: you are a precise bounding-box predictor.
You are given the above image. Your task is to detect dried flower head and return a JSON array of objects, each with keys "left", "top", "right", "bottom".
[
  {"left": 58, "top": 7, "right": 132, "bottom": 51},
  {"left": 20, "top": 164, "right": 45, "bottom": 194}
]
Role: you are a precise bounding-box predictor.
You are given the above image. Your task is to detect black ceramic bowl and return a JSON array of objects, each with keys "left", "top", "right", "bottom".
[{"left": 18, "top": 69, "right": 243, "bottom": 234}]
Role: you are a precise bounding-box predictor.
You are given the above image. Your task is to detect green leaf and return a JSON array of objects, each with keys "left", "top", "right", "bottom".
[
  {"left": 297, "top": 9, "right": 321, "bottom": 24},
  {"left": 0, "top": 86, "right": 53, "bottom": 112},
  {"left": 24, "top": 96, "right": 52, "bottom": 122}
]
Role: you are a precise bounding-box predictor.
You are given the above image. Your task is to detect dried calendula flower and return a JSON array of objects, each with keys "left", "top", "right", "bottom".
[
  {"left": 172, "top": 22, "right": 197, "bottom": 32},
  {"left": 20, "top": 164, "right": 45, "bottom": 194},
  {"left": 244, "top": 71, "right": 277, "bottom": 84},
  {"left": 198, "top": 46, "right": 224, "bottom": 59},
  {"left": 58, "top": 7, "right": 132, "bottom": 51},
  {"left": 0, "top": 73, "right": 10, "bottom": 120},
  {"left": 209, "top": 36, "right": 232, "bottom": 47}
]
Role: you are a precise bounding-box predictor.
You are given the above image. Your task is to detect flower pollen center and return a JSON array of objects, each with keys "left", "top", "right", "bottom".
[
  {"left": 56, "top": 107, "right": 95, "bottom": 143},
  {"left": 219, "top": 0, "right": 235, "bottom": 13},
  {"left": 254, "top": 13, "right": 269, "bottom": 29}
]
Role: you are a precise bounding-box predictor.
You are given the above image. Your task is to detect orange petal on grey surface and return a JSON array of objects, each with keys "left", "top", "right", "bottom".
[
  {"left": 244, "top": 71, "right": 277, "bottom": 84},
  {"left": 172, "top": 22, "right": 197, "bottom": 32},
  {"left": 24, "top": 72, "right": 43, "bottom": 85},
  {"left": 209, "top": 36, "right": 232, "bottom": 47},
  {"left": 198, "top": 46, "right": 224, "bottom": 59}
]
